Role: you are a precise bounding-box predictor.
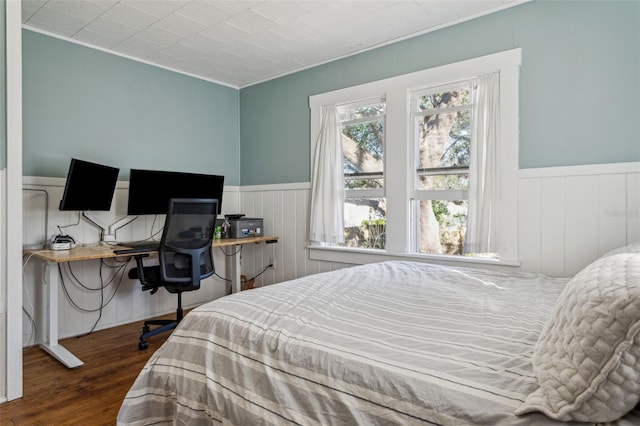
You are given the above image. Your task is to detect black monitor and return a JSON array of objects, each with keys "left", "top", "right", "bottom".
[
  {"left": 127, "top": 169, "right": 224, "bottom": 216},
  {"left": 59, "top": 158, "right": 120, "bottom": 211}
]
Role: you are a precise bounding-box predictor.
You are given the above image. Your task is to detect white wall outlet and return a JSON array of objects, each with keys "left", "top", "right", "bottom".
[{"left": 269, "top": 256, "right": 276, "bottom": 270}]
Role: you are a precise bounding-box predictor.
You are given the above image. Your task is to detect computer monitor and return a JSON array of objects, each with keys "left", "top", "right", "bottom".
[
  {"left": 59, "top": 158, "right": 120, "bottom": 211},
  {"left": 127, "top": 169, "right": 224, "bottom": 216}
]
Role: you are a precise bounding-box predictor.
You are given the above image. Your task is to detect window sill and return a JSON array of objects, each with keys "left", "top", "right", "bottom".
[{"left": 308, "top": 245, "right": 520, "bottom": 269}]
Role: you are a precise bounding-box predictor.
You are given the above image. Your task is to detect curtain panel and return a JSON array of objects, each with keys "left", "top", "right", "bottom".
[
  {"left": 464, "top": 72, "right": 500, "bottom": 255},
  {"left": 310, "top": 106, "right": 345, "bottom": 243}
]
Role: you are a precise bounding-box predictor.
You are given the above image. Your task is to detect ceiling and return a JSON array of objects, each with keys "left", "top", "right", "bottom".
[{"left": 22, "top": 0, "right": 524, "bottom": 88}]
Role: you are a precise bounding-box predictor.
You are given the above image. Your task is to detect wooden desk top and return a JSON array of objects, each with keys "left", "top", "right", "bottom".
[{"left": 24, "top": 235, "right": 279, "bottom": 263}]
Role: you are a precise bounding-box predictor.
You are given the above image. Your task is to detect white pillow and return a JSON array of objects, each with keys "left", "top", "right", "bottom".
[
  {"left": 516, "top": 252, "right": 640, "bottom": 422},
  {"left": 598, "top": 242, "right": 640, "bottom": 259}
]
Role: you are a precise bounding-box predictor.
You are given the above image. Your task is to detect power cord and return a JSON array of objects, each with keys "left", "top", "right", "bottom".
[
  {"left": 22, "top": 252, "right": 41, "bottom": 346},
  {"left": 248, "top": 263, "right": 274, "bottom": 282},
  {"left": 214, "top": 262, "right": 274, "bottom": 285},
  {"left": 57, "top": 256, "right": 132, "bottom": 335}
]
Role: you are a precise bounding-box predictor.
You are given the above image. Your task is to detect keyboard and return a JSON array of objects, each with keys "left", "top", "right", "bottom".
[{"left": 113, "top": 241, "right": 159, "bottom": 255}]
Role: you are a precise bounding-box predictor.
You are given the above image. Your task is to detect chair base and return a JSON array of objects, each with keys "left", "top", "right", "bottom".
[
  {"left": 138, "top": 303, "right": 184, "bottom": 350},
  {"left": 139, "top": 319, "right": 178, "bottom": 350}
]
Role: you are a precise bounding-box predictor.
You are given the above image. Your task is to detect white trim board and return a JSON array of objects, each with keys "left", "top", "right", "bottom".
[
  {"left": 519, "top": 162, "right": 640, "bottom": 178},
  {"left": 5, "top": 0, "right": 24, "bottom": 402}
]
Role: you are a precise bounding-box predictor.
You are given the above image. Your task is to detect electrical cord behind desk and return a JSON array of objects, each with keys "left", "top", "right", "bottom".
[{"left": 24, "top": 235, "right": 278, "bottom": 368}]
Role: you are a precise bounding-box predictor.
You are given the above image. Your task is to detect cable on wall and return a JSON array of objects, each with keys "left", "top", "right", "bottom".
[
  {"left": 22, "top": 188, "right": 49, "bottom": 249},
  {"left": 22, "top": 252, "right": 42, "bottom": 346}
]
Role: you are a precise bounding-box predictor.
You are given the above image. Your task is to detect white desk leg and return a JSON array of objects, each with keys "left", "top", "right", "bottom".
[
  {"left": 40, "top": 262, "right": 84, "bottom": 368},
  {"left": 225, "top": 245, "right": 242, "bottom": 294}
]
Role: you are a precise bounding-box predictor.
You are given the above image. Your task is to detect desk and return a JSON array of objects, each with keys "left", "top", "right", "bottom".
[{"left": 25, "top": 235, "right": 278, "bottom": 368}]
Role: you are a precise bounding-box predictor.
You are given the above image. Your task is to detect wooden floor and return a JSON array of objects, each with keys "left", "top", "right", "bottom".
[{"left": 0, "top": 315, "right": 173, "bottom": 425}]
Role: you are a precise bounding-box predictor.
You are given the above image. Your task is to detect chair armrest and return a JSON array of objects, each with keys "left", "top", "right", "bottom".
[{"left": 127, "top": 254, "right": 151, "bottom": 284}]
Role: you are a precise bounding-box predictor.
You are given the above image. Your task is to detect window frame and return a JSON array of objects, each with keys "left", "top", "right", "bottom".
[
  {"left": 339, "top": 98, "right": 387, "bottom": 249},
  {"left": 409, "top": 80, "right": 473, "bottom": 255},
  {"left": 309, "top": 49, "right": 521, "bottom": 268}
]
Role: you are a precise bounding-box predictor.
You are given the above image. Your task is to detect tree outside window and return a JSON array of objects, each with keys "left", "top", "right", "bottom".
[
  {"left": 412, "top": 83, "right": 471, "bottom": 255},
  {"left": 339, "top": 101, "right": 386, "bottom": 249}
]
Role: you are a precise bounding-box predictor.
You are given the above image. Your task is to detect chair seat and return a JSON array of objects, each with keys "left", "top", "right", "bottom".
[
  {"left": 128, "top": 265, "right": 213, "bottom": 294},
  {"left": 128, "top": 265, "right": 193, "bottom": 294}
]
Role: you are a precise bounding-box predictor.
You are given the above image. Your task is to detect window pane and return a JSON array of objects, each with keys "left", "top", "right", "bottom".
[
  {"left": 417, "top": 174, "right": 469, "bottom": 191},
  {"left": 342, "top": 197, "right": 386, "bottom": 249},
  {"left": 345, "top": 177, "right": 383, "bottom": 190},
  {"left": 415, "top": 199, "right": 467, "bottom": 255},
  {"left": 416, "top": 110, "right": 470, "bottom": 170},
  {"left": 339, "top": 104, "right": 385, "bottom": 121},
  {"left": 343, "top": 119, "right": 384, "bottom": 178},
  {"left": 341, "top": 101, "right": 386, "bottom": 249},
  {"left": 418, "top": 88, "right": 470, "bottom": 111}
]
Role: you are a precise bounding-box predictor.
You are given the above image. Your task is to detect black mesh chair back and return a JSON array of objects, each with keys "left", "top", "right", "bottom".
[
  {"left": 129, "top": 198, "right": 218, "bottom": 350},
  {"left": 159, "top": 198, "right": 218, "bottom": 289}
]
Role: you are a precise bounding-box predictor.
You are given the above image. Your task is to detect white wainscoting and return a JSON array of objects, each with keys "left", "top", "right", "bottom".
[
  {"left": 518, "top": 162, "right": 639, "bottom": 276},
  {"left": 20, "top": 162, "right": 640, "bottom": 346},
  {"left": 240, "top": 162, "right": 640, "bottom": 282},
  {"left": 1, "top": 169, "right": 6, "bottom": 401},
  {"left": 21, "top": 177, "right": 248, "bottom": 345}
]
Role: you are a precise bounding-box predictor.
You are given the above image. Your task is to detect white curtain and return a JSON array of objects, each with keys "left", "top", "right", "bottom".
[
  {"left": 464, "top": 72, "right": 500, "bottom": 254},
  {"left": 310, "top": 105, "right": 345, "bottom": 243}
]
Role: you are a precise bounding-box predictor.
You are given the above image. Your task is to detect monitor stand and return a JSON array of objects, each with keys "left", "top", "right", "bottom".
[
  {"left": 106, "top": 214, "right": 138, "bottom": 242},
  {"left": 81, "top": 212, "right": 138, "bottom": 242}
]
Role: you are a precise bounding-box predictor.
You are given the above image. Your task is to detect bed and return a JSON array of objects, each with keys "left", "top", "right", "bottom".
[{"left": 118, "top": 246, "right": 640, "bottom": 425}]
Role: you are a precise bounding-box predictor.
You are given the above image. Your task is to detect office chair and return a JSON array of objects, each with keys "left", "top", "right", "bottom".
[{"left": 128, "top": 198, "right": 218, "bottom": 350}]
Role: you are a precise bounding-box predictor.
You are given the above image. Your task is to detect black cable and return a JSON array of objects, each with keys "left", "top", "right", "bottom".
[
  {"left": 215, "top": 262, "right": 274, "bottom": 285},
  {"left": 57, "top": 257, "right": 131, "bottom": 336},
  {"left": 78, "top": 258, "right": 131, "bottom": 336},
  {"left": 22, "top": 253, "right": 40, "bottom": 345},
  {"left": 85, "top": 264, "right": 106, "bottom": 335},
  {"left": 22, "top": 306, "right": 37, "bottom": 347},
  {"left": 243, "top": 263, "right": 273, "bottom": 282},
  {"left": 64, "top": 262, "right": 103, "bottom": 291},
  {"left": 56, "top": 211, "right": 81, "bottom": 233},
  {"left": 65, "top": 258, "right": 126, "bottom": 290},
  {"left": 59, "top": 265, "right": 95, "bottom": 313},
  {"left": 219, "top": 245, "right": 242, "bottom": 257},
  {"left": 150, "top": 215, "right": 164, "bottom": 239},
  {"left": 214, "top": 271, "right": 231, "bottom": 282}
]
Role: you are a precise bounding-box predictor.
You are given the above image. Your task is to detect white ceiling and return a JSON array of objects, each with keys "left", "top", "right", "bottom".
[{"left": 22, "top": 0, "right": 524, "bottom": 88}]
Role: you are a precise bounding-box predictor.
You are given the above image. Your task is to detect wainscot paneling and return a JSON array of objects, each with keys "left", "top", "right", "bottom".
[
  {"left": 20, "top": 162, "right": 639, "bottom": 345},
  {"left": 518, "top": 162, "right": 639, "bottom": 276},
  {"left": 1, "top": 170, "right": 5, "bottom": 401},
  {"left": 242, "top": 163, "right": 640, "bottom": 284},
  {"left": 21, "top": 177, "right": 247, "bottom": 345}
]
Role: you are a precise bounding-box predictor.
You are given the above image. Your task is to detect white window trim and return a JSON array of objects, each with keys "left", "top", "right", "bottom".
[{"left": 309, "top": 48, "right": 521, "bottom": 267}]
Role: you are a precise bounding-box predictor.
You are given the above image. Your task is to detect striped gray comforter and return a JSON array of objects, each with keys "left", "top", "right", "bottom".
[{"left": 117, "top": 261, "right": 640, "bottom": 425}]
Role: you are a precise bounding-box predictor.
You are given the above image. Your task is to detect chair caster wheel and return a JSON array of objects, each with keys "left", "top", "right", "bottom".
[{"left": 139, "top": 341, "right": 149, "bottom": 350}]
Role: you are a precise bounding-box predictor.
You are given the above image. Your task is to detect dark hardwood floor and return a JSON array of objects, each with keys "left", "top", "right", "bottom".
[{"left": 0, "top": 315, "right": 174, "bottom": 425}]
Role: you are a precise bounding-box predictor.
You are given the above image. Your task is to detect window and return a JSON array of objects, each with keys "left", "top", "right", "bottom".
[
  {"left": 339, "top": 99, "right": 386, "bottom": 249},
  {"left": 411, "top": 82, "right": 472, "bottom": 256},
  {"left": 309, "top": 49, "right": 521, "bottom": 266}
]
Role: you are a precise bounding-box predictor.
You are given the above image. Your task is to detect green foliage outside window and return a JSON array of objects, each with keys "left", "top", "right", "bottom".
[{"left": 344, "top": 219, "right": 386, "bottom": 249}]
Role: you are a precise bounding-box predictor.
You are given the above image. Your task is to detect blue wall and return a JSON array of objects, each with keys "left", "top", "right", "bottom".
[
  {"left": 20, "top": 1, "right": 640, "bottom": 186},
  {"left": 22, "top": 30, "right": 240, "bottom": 184},
  {"left": 239, "top": 0, "right": 640, "bottom": 185}
]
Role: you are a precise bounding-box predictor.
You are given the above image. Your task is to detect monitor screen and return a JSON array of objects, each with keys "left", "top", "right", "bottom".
[
  {"left": 127, "top": 169, "right": 224, "bottom": 215},
  {"left": 59, "top": 158, "right": 120, "bottom": 211}
]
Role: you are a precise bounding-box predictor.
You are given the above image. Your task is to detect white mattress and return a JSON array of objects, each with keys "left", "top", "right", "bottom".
[{"left": 117, "top": 261, "right": 640, "bottom": 425}]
